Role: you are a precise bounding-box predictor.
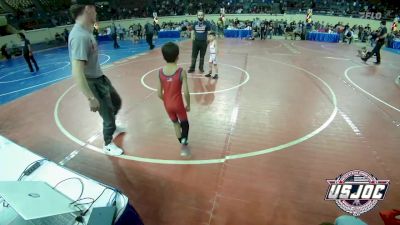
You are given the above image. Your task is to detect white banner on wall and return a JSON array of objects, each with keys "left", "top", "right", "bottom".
[{"left": 359, "top": 12, "right": 382, "bottom": 20}]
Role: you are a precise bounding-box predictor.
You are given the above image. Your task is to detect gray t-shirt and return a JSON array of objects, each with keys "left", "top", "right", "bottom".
[{"left": 68, "top": 23, "right": 103, "bottom": 78}]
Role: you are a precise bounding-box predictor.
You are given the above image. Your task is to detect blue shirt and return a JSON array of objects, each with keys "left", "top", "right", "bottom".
[{"left": 193, "top": 21, "right": 211, "bottom": 41}]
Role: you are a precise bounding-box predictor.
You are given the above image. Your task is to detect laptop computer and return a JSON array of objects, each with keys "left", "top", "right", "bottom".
[
  {"left": 0, "top": 181, "right": 79, "bottom": 220},
  {"left": 9, "top": 213, "right": 76, "bottom": 225},
  {"left": 87, "top": 206, "right": 116, "bottom": 225}
]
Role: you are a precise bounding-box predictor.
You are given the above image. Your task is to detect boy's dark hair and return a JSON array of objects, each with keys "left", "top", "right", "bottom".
[
  {"left": 209, "top": 31, "right": 216, "bottom": 36},
  {"left": 161, "top": 42, "right": 179, "bottom": 63},
  {"left": 70, "top": 1, "right": 94, "bottom": 20},
  {"left": 381, "top": 20, "right": 386, "bottom": 26},
  {"left": 70, "top": 4, "right": 86, "bottom": 20}
]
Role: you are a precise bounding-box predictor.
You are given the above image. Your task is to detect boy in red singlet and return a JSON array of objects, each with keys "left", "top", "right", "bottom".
[{"left": 158, "top": 42, "right": 190, "bottom": 145}]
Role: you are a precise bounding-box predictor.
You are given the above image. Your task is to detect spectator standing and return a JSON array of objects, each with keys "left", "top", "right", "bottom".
[
  {"left": 145, "top": 20, "right": 155, "bottom": 50},
  {"left": 18, "top": 33, "right": 39, "bottom": 73}
]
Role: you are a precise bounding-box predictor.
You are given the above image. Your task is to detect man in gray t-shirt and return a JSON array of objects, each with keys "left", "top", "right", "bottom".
[{"left": 68, "top": 2, "right": 124, "bottom": 156}]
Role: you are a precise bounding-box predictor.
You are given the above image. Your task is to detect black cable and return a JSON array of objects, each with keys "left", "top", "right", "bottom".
[
  {"left": 75, "top": 214, "right": 85, "bottom": 225},
  {"left": 107, "top": 189, "right": 119, "bottom": 206},
  {"left": 104, "top": 190, "right": 124, "bottom": 219},
  {"left": 72, "top": 202, "right": 89, "bottom": 225},
  {"left": 72, "top": 204, "right": 84, "bottom": 214},
  {"left": 112, "top": 190, "right": 127, "bottom": 218},
  {"left": 1, "top": 196, "right": 9, "bottom": 208},
  {"left": 54, "top": 181, "right": 121, "bottom": 222},
  {"left": 14, "top": 159, "right": 125, "bottom": 224},
  {"left": 69, "top": 203, "right": 85, "bottom": 225},
  {"left": 53, "top": 178, "right": 120, "bottom": 221},
  {"left": 71, "top": 197, "right": 94, "bottom": 205},
  {"left": 2, "top": 201, "right": 9, "bottom": 208},
  {"left": 73, "top": 187, "right": 127, "bottom": 225},
  {"left": 53, "top": 177, "right": 84, "bottom": 202},
  {"left": 17, "top": 159, "right": 47, "bottom": 181},
  {"left": 81, "top": 187, "right": 111, "bottom": 216},
  {"left": 71, "top": 197, "right": 95, "bottom": 208}
]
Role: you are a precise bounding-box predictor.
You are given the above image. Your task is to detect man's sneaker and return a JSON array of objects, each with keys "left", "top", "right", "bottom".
[
  {"left": 199, "top": 68, "right": 204, "bottom": 73},
  {"left": 212, "top": 74, "right": 218, "bottom": 79},
  {"left": 103, "top": 142, "right": 124, "bottom": 156},
  {"left": 188, "top": 69, "right": 195, "bottom": 73},
  {"left": 205, "top": 73, "right": 212, "bottom": 77}
]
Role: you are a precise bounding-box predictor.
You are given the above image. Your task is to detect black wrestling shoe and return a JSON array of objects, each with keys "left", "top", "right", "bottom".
[{"left": 180, "top": 137, "right": 189, "bottom": 145}]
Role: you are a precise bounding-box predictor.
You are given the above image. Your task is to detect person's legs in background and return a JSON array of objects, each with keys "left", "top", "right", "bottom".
[
  {"left": 198, "top": 41, "right": 207, "bottom": 72},
  {"left": 29, "top": 55, "right": 39, "bottom": 71},
  {"left": 146, "top": 33, "right": 154, "bottom": 49},
  {"left": 113, "top": 35, "right": 120, "bottom": 48},
  {"left": 363, "top": 41, "right": 383, "bottom": 63},
  {"left": 375, "top": 42, "right": 383, "bottom": 63},
  {"left": 189, "top": 41, "right": 200, "bottom": 72},
  {"left": 23, "top": 54, "right": 34, "bottom": 72}
]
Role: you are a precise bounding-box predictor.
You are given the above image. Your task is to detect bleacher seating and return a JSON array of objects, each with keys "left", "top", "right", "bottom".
[
  {"left": 39, "top": 0, "right": 51, "bottom": 7},
  {"left": 0, "top": 0, "right": 398, "bottom": 31},
  {"left": 5, "top": 0, "right": 34, "bottom": 10}
]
